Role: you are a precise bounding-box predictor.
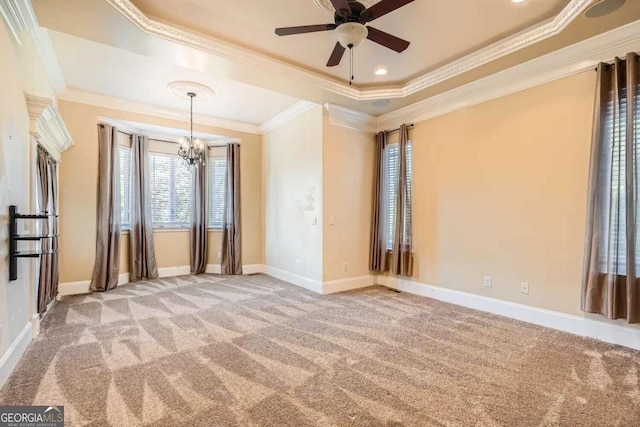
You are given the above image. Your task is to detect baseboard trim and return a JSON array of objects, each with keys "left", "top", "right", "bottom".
[
  {"left": 377, "top": 275, "right": 640, "bottom": 351},
  {"left": 262, "top": 265, "right": 324, "bottom": 294},
  {"left": 323, "top": 275, "right": 376, "bottom": 294},
  {"left": 59, "top": 264, "right": 266, "bottom": 296},
  {"left": 0, "top": 322, "right": 33, "bottom": 389}
]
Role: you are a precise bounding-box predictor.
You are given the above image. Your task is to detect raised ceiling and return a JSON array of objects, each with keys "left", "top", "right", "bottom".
[
  {"left": 28, "top": 0, "right": 640, "bottom": 120},
  {"left": 47, "top": 30, "right": 301, "bottom": 125},
  {"left": 130, "top": 0, "right": 569, "bottom": 85}
]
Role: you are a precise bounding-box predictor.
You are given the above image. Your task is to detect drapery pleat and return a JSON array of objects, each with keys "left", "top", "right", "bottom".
[
  {"left": 390, "top": 124, "right": 413, "bottom": 276},
  {"left": 90, "top": 124, "right": 121, "bottom": 292},
  {"left": 221, "top": 143, "right": 242, "bottom": 275},
  {"left": 190, "top": 156, "right": 208, "bottom": 274},
  {"left": 582, "top": 53, "right": 640, "bottom": 323},
  {"left": 36, "top": 146, "right": 58, "bottom": 314},
  {"left": 369, "top": 131, "right": 388, "bottom": 272},
  {"left": 129, "top": 134, "right": 158, "bottom": 282}
]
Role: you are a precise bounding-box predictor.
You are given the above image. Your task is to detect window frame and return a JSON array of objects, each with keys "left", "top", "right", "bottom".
[
  {"left": 207, "top": 155, "right": 227, "bottom": 230},
  {"left": 148, "top": 151, "right": 193, "bottom": 230},
  {"left": 383, "top": 139, "right": 412, "bottom": 251}
]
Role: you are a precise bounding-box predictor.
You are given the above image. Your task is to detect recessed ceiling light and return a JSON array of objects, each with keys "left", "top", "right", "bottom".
[
  {"left": 512, "top": 0, "right": 526, "bottom": 3},
  {"left": 374, "top": 67, "right": 388, "bottom": 76}
]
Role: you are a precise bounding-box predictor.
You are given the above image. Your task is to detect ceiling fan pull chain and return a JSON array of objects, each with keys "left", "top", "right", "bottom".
[{"left": 350, "top": 46, "right": 354, "bottom": 86}]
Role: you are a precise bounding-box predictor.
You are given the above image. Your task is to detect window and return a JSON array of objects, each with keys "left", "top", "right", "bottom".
[
  {"left": 384, "top": 141, "right": 412, "bottom": 250},
  {"left": 208, "top": 157, "right": 227, "bottom": 229},
  {"left": 149, "top": 153, "right": 192, "bottom": 227},
  {"left": 119, "top": 146, "right": 132, "bottom": 229},
  {"left": 600, "top": 94, "right": 640, "bottom": 273}
]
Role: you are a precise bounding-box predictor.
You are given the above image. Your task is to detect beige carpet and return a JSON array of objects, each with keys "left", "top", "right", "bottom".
[{"left": 1, "top": 274, "right": 639, "bottom": 426}]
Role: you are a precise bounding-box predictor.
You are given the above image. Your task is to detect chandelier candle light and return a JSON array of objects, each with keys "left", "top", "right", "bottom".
[{"left": 178, "top": 92, "right": 206, "bottom": 169}]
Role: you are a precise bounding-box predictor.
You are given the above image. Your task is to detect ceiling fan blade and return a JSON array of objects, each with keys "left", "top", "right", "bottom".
[
  {"left": 327, "top": 42, "right": 346, "bottom": 67},
  {"left": 275, "top": 24, "right": 336, "bottom": 36},
  {"left": 330, "top": 0, "right": 352, "bottom": 14},
  {"left": 361, "top": 0, "right": 415, "bottom": 22},
  {"left": 366, "top": 26, "right": 410, "bottom": 52}
]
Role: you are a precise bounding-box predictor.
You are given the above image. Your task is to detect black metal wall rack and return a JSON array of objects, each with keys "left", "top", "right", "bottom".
[{"left": 9, "top": 205, "right": 58, "bottom": 281}]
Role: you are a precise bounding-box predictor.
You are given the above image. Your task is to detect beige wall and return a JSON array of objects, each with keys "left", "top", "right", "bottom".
[
  {"left": 322, "top": 115, "right": 375, "bottom": 282},
  {"left": 0, "top": 22, "right": 58, "bottom": 368},
  {"left": 263, "top": 106, "right": 324, "bottom": 281},
  {"left": 408, "top": 71, "right": 595, "bottom": 316},
  {"left": 58, "top": 101, "right": 263, "bottom": 282}
]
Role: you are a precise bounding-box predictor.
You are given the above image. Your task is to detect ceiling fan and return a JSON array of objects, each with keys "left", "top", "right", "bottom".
[{"left": 275, "top": 0, "right": 414, "bottom": 68}]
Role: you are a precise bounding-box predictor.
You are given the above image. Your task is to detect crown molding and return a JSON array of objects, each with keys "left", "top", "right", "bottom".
[
  {"left": 0, "top": 0, "right": 38, "bottom": 45},
  {"left": 260, "top": 101, "right": 318, "bottom": 134},
  {"left": 25, "top": 94, "right": 73, "bottom": 161},
  {"left": 58, "top": 88, "right": 263, "bottom": 135},
  {"left": 377, "top": 19, "right": 640, "bottom": 131},
  {"left": 106, "top": 0, "right": 591, "bottom": 101},
  {"left": 324, "top": 103, "right": 376, "bottom": 133}
]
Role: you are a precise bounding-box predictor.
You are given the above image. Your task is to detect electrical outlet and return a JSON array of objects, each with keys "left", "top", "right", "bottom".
[
  {"left": 329, "top": 216, "right": 335, "bottom": 225},
  {"left": 521, "top": 282, "right": 530, "bottom": 295},
  {"left": 217, "top": 252, "right": 221, "bottom": 260},
  {"left": 483, "top": 276, "right": 492, "bottom": 287},
  {"left": 342, "top": 262, "right": 348, "bottom": 272}
]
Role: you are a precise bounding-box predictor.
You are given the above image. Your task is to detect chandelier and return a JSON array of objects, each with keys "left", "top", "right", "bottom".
[{"left": 178, "top": 92, "right": 205, "bottom": 168}]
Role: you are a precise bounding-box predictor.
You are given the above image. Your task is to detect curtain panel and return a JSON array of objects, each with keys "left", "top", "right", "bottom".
[
  {"left": 582, "top": 53, "right": 640, "bottom": 323},
  {"left": 90, "top": 124, "right": 121, "bottom": 292},
  {"left": 369, "top": 131, "right": 388, "bottom": 272},
  {"left": 390, "top": 124, "right": 413, "bottom": 277},
  {"left": 129, "top": 134, "right": 159, "bottom": 282},
  {"left": 221, "top": 143, "right": 242, "bottom": 275},
  {"left": 190, "top": 156, "right": 208, "bottom": 274},
  {"left": 36, "top": 145, "right": 59, "bottom": 314}
]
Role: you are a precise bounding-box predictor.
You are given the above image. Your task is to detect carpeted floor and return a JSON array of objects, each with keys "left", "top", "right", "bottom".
[{"left": 0, "top": 274, "right": 639, "bottom": 426}]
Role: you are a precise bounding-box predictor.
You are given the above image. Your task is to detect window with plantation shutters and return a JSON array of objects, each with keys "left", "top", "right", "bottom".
[
  {"left": 208, "top": 157, "right": 227, "bottom": 229},
  {"left": 119, "top": 145, "right": 132, "bottom": 230},
  {"left": 148, "top": 153, "right": 192, "bottom": 228},
  {"left": 600, "top": 91, "right": 640, "bottom": 274},
  {"left": 384, "top": 141, "right": 412, "bottom": 250}
]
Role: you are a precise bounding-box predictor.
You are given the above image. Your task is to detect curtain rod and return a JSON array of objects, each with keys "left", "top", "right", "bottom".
[
  {"left": 385, "top": 124, "right": 415, "bottom": 134},
  {"left": 594, "top": 53, "right": 640, "bottom": 71},
  {"left": 98, "top": 125, "right": 232, "bottom": 147}
]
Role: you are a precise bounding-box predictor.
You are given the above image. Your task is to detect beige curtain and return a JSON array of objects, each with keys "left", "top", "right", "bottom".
[
  {"left": 36, "top": 146, "right": 58, "bottom": 314},
  {"left": 369, "top": 131, "right": 388, "bottom": 272},
  {"left": 90, "top": 124, "right": 121, "bottom": 292},
  {"left": 582, "top": 53, "right": 640, "bottom": 323},
  {"left": 190, "top": 156, "right": 208, "bottom": 274},
  {"left": 222, "top": 143, "right": 242, "bottom": 275},
  {"left": 129, "top": 134, "right": 158, "bottom": 282},
  {"left": 390, "top": 124, "right": 413, "bottom": 276}
]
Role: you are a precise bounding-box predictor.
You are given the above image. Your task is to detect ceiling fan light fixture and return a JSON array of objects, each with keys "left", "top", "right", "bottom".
[{"left": 337, "top": 22, "right": 369, "bottom": 48}]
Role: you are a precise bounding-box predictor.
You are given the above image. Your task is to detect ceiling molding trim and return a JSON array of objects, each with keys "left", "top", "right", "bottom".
[
  {"left": 58, "top": 88, "right": 263, "bottom": 135},
  {"left": 377, "top": 19, "right": 640, "bottom": 131},
  {"left": 324, "top": 104, "right": 376, "bottom": 133},
  {"left": 0, "top": 0, "right": 38, "bottom": 45},
  {"left": 105, "top": 0, "right": 359, "bottom": 99},
  {"left": 260, "top": 101, "right": 318, "bottom": 134},
  {"left": 25, "top": 93, "right": 73, "bottom": 161},
  {"left": 105, "top": 0, "right": 590, "bottom": 101}
]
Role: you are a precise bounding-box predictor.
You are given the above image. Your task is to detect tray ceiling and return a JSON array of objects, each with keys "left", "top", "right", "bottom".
[{"left": 130, "top": 0, "right": 570, "bottom": 85}]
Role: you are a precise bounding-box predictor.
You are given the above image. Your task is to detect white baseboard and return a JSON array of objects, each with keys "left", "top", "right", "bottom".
[
  {"left": 59, "top": 264, "right": 266, "bottom": 296},
  {"left": 262, "top": 265, "right": 324, "bottom": 294},
  {"left": 323, "top": 275, "right": 376, "bottom": 294},
  {"left": 0, "top": 322, "right": 33, "bottom": 389},
  {"left": 377, "top": 275, "right": 640, "bottom": 351}
]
